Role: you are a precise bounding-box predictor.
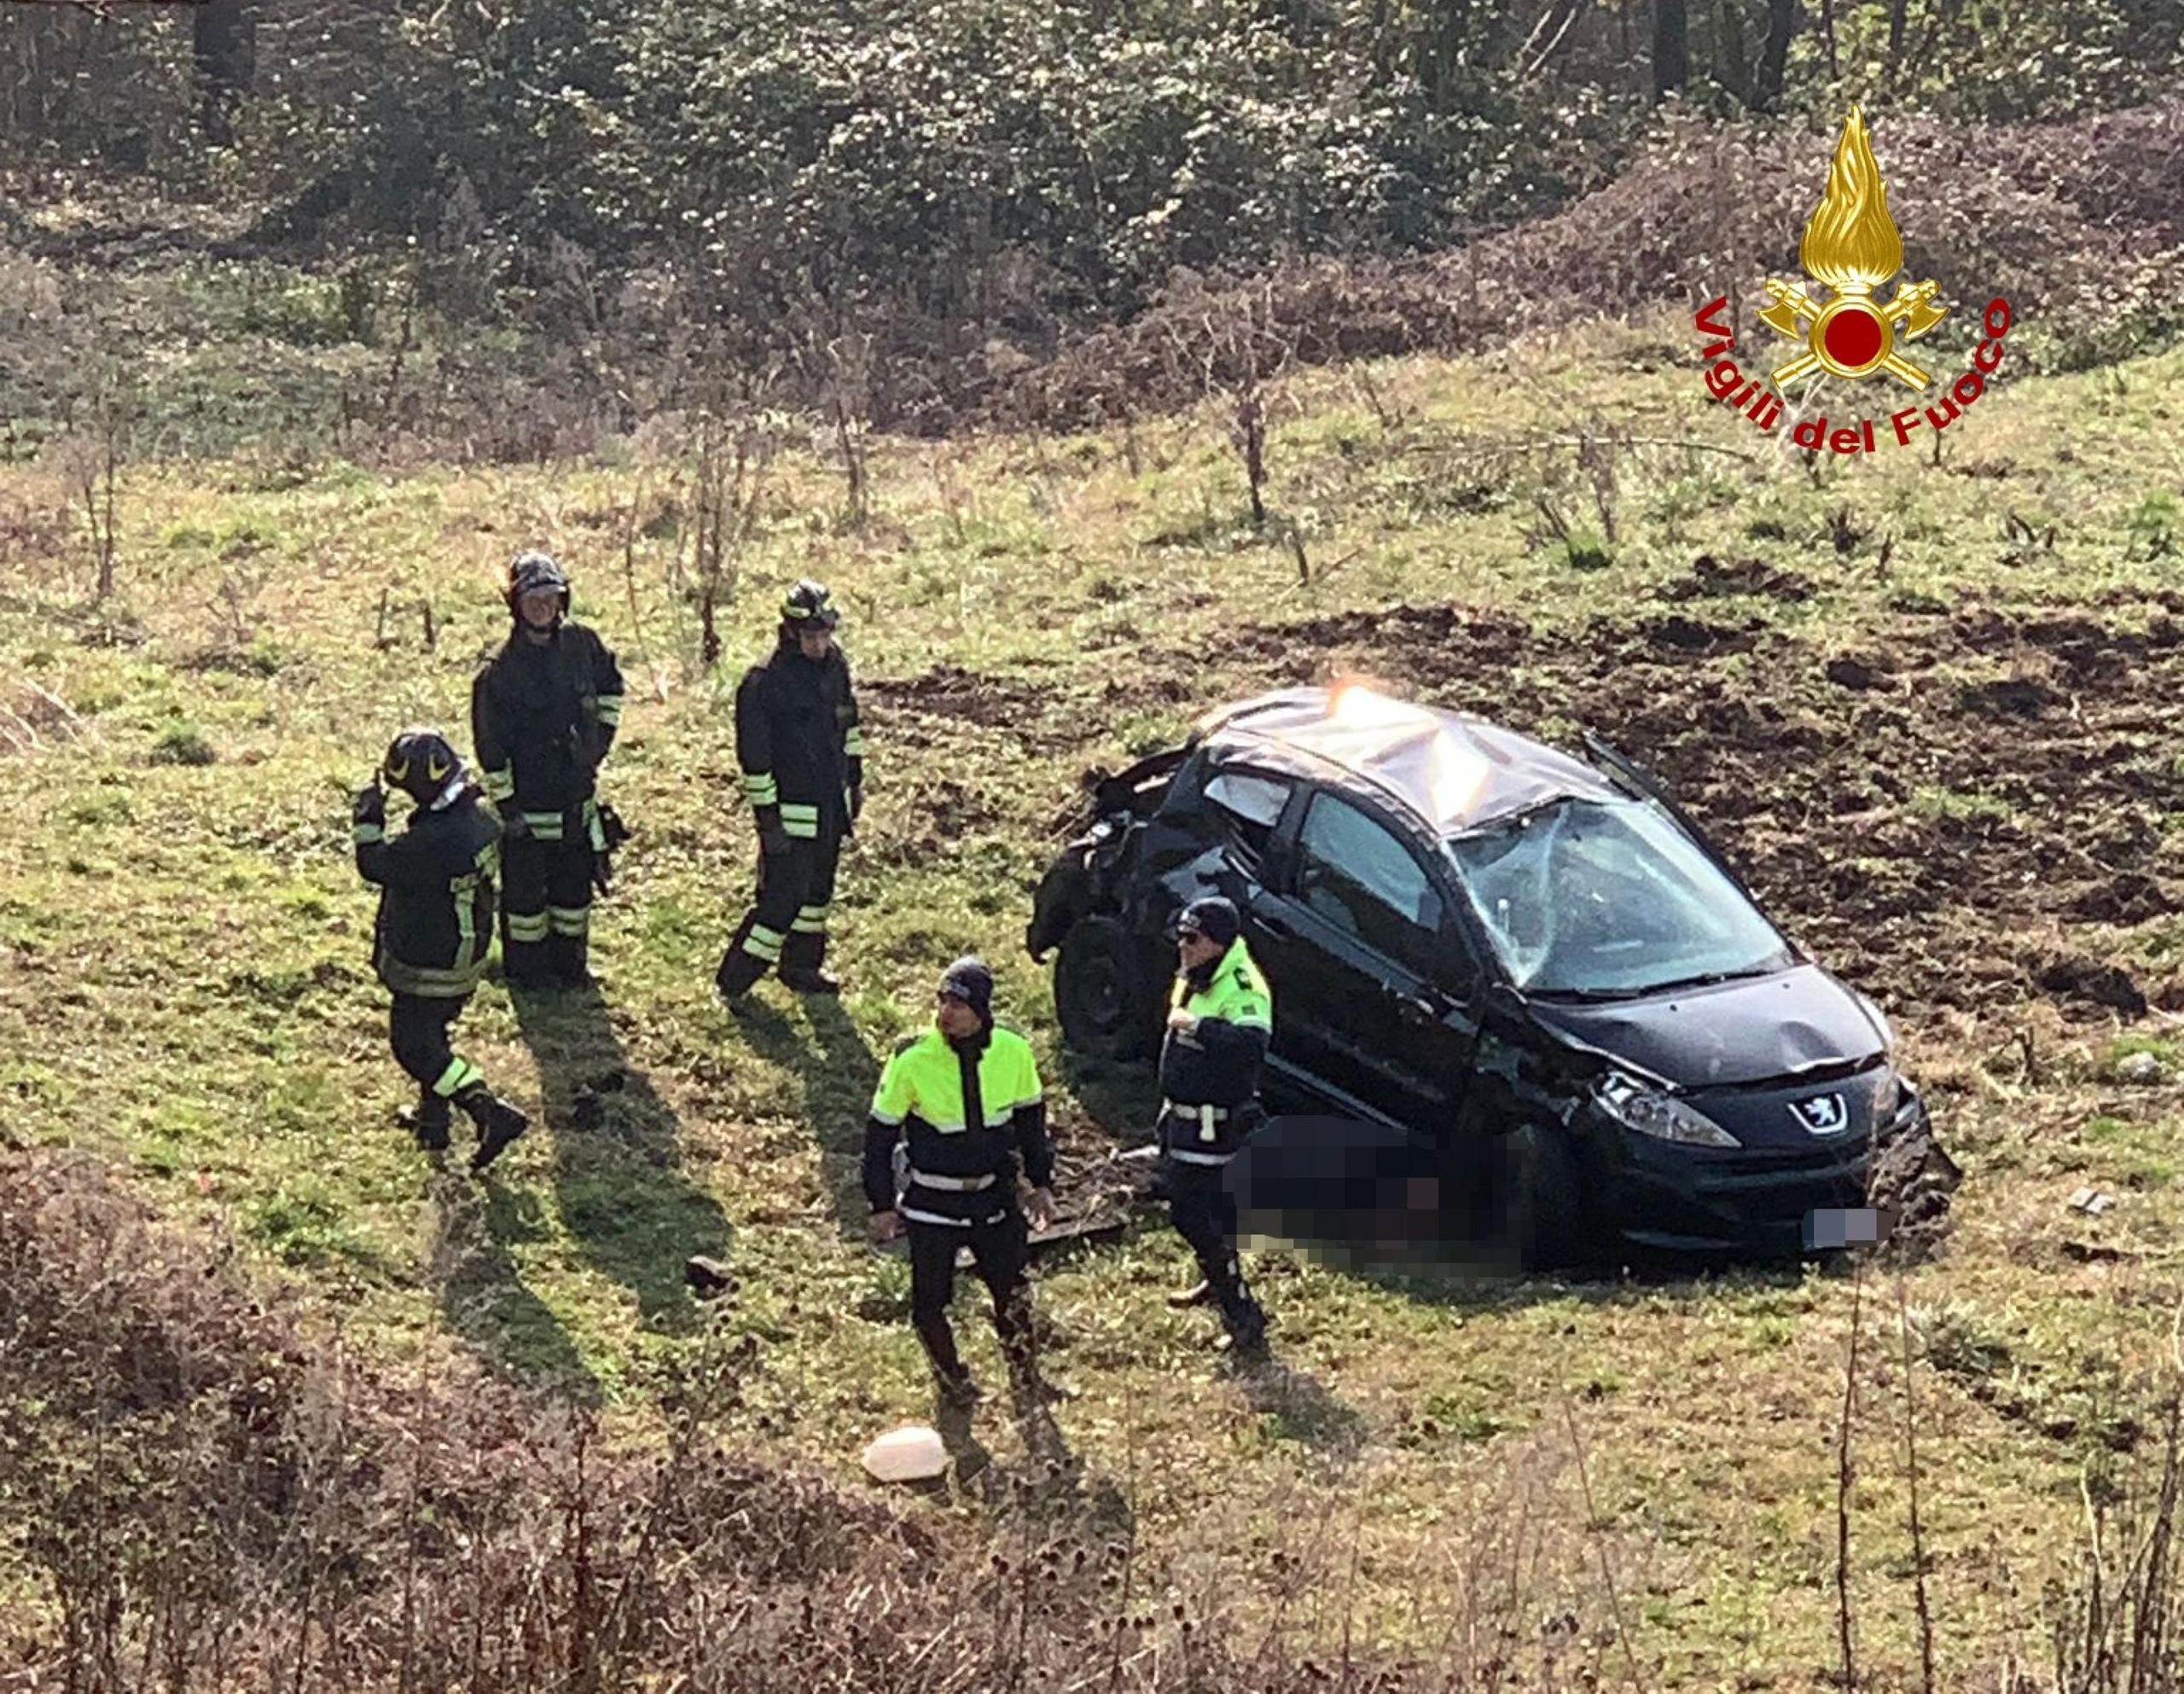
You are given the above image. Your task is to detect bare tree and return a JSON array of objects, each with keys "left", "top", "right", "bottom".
[
  {"left": 1159, "top": 277, "right": 1298, "bottom": 535},
  {"left": 1653, "top": 0, "right": 1689, "bottom": 96},
  {"left": 50, "top": 371, "right": 131, "bottom": 603},
  {"left": 194, "top": 0, "right": 256, "bottom": 143},
  {"left": 1753, "top": 0, "right": 1798, "bottom": 107}
]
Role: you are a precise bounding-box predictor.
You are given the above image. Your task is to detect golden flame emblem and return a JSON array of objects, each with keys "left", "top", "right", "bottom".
[{"left": 1759, "top": 107, "right": 1949, "bottom": 390}]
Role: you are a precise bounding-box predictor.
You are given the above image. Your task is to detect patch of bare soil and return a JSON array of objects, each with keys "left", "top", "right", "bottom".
[
  {"left": 862, "top": 664, "right": 1087, "bottom": 757},
  {"left": 1656, "top": 554, "right": 1816, "bottom": 606}
]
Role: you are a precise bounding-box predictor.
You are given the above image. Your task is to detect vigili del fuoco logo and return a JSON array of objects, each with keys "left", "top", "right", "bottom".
[{"left": 1694, "top": 105, "right": 2014, "bottom": 457}]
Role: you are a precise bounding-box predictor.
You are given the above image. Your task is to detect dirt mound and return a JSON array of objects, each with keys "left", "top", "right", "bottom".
[
  {"left": 1869, "top": 1111, "right": 1966, "bottom": 1268},
  {"left": 1658, "top": 554, "right": 1815, "bottom": 606},
  {"left": 1228, "top": 595, "right": 2184, "bottom": 1026}
]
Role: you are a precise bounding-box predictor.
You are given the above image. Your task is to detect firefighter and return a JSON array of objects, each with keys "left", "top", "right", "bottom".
[
  {"left": 1159, "top": 896, "right": 1274, "bottom": 1356},
  {"left": 715, "top": 580, "right": 865, "bottom": 1003},
  {"left": 472, "top": 551, "right": 625, "bottom": 989},
  {"left": 352, "top": 727, "right": 530, "bottom": 1172},
  {"left": 863, "top": 958, "right": 1060, "bottom": 1406}
]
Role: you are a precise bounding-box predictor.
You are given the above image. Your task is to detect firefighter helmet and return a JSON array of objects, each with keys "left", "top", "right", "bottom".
[
  {"left": 781, "top": 579, "right": 839, "bottom": 631},
  {"left": 507, "top": 550, "right": 572, "bottom": 618},
  {"left": 380, "top": 726, "right": 465, "bottom": 805}
]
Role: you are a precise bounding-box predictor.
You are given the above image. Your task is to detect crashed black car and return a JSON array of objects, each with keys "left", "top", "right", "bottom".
[{"left": 1026, "top": 684, "right": 1929, "bottom": 1267}]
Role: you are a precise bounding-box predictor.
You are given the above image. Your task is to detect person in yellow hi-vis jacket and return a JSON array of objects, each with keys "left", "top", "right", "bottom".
[
  {"left": 1157, "top": 896, "right": 1274, "bottom": 1356},
  {"left": 862, "top": 958, "right": 1060, "bottom": 1407},
  {"left": 471, "top": 551, "right": 624, "bottom": 990}
]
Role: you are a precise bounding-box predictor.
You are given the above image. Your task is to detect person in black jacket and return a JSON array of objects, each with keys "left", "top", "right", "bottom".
[
  {"left": 1158, "top": 896, "right": 1274, "bottom": 1355},
  {"left": 863, "top": 958, "right": 1059, "bottom": 1406},
  {"left": 472, "top": 552, "right": 625, "bottom": 989},
  {"left": 353, "top": 727, "right": 530, "bottom": 1172},
  {"left": 715, "top": 580, "right": 865, "bottom": 1003}
]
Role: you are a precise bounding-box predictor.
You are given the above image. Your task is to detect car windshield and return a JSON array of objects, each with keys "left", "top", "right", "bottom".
[{"left": 1445, "top": 797, "right": 1791, "bottom": 996}]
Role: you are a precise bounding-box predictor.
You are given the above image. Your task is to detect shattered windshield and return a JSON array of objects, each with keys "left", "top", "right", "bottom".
[{"left": 1445, "top": 798, "right": 1791, "bottom": 996}]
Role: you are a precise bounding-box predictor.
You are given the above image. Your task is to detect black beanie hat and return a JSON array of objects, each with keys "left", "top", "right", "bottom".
[
  {"left": 938, "top": 955, "right": 995, "bottom": 1019},
  {"left": 1176, "top": 896, "right": 1241, "bottom": 949}
]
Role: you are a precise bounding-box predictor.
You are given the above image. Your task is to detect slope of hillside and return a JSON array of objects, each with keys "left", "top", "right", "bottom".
[{"left": 4, "top": 316, "right": 2184, "bottom": 1684}]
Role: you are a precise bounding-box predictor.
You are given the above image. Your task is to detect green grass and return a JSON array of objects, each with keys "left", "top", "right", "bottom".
[{"left": 4, "top": 316, "right": 2184, "bottom": 1682}]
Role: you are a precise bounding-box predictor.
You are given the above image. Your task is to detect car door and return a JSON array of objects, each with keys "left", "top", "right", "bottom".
[{"left": 1245, "top": 786, "right": 1480, "bottom": 1135}]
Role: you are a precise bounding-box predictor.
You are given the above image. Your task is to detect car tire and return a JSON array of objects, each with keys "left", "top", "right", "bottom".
[
  {"left": 1053, "top": 915, "right": 1159, "bottom": 1061},
  {"left": 1509, "top": 1122, "right": 1592, "bottom": 1275}
]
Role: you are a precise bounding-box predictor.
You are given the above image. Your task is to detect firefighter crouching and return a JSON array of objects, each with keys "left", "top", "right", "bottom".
[
  {"left": 863, "top": 958, "right": 1060, "bottom": 1407},
  {"left": 716, "top": 580, "right": 865, "bottom": 1003},
  {"left": 1159, "top": 896, "right": 1274, "bottom": 1356},
  {"left": 352, "top": 728, "right": 530, "bottom": 1172},
  {"left": 472, "top": 550, "right": 626, "bottom": 989}
]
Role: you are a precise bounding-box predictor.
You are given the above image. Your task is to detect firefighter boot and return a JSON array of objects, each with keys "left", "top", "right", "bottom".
[
  {"left": 778, "top": 925, "right": 841, "bottom": 995},
  {"left": 548, "top": 930, "right": 595, "bottom": 991},
  {"left": 404, "top": 1089, "right": 453, "bottom": 1154},
  {"left": 456, "top": 1084, "right": 530, "bottom": 1174}
]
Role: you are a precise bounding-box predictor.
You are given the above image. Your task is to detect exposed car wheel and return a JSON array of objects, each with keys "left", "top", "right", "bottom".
[
  {"left": 1054, "top": 915, "right": 1159, "bottom": 1061},
  {"left": 1509, "top": 1122, "right": 1592, "bottom": 1275}
]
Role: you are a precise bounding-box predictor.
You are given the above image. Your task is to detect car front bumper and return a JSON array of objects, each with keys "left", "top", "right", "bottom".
[{"left": 1607, "top": 1100, "right": 1926, "bottom": 1256}]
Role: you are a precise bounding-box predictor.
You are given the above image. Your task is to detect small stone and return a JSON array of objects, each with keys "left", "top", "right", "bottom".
[
  {"left": 2117, "top": 1051, "right": 2166, "bottom": 1086},
  {"left": 684, "top": 1255, "right": 735, "bottom": 1297}
]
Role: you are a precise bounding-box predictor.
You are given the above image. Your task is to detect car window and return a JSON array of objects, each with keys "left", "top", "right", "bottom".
[
  {"left": 1447, "top": 797, "right": 1789, "bottom": 995},
  {"left": 1293, "top": 792, "right": 1442, "bottom": 971},
  {"left": 1205, "top": 769, "right": 1291, "bottom": 866}
]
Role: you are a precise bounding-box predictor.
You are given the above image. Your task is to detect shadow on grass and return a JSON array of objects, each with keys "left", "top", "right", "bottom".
[
  {"left": 726, "top": 993, "right": 882, "bottom": 1240},
  {"left": 1339, "top": 1246, "right": 1818, "bottom": 1314},
  {"left": 936, "top": 1383, "right": 1133, "bottom": 1535},
  {"left": 508, "top": 981, "right": 731, "bottom": 1324},
  {"left": 427, "top": 1173, "right": 601, "bottom": 1402},
  {"left": 1056, "top": 1050, "right": 1161, "bottom": 1144},
  {"left": 1234, "top": 1354, "right": 1368, "bottom": 1459}
]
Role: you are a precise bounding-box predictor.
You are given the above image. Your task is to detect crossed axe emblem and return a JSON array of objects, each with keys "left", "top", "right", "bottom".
[{"left": 1758, "top": 277, "right": 1949, "bottom": 391}]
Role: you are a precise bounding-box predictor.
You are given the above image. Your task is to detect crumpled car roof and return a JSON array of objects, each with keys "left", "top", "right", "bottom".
[{"left": 1192, "top": 685, "right": 1623, "bottom": 835}]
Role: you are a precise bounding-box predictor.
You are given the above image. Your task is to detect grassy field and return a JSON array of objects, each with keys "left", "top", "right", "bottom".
[{"left": 6, "top": 310, "right": 2184, "bottom": 1685}]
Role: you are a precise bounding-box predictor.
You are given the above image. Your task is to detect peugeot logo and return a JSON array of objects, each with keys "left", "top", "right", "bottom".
[{"left": 1791, "top": 1093, "right": 1850, "bottom": 1135}]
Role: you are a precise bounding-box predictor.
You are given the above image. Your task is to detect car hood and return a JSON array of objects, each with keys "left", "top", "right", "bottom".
[{"left": 1524, "top": 964, "right": 1887, "bottom": 1090}]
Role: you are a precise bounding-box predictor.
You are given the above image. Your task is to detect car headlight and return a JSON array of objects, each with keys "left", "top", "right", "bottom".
[
  {"left": 1865, "top": 1065, "right": 1908, "bottom": 1125},
  {"left": 1596, "top": 1072, "right": 1741, "bottom": 1148}
]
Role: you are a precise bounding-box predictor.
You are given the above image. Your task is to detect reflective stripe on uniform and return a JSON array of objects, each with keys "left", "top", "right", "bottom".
[
  {"left": 1163, "top": 1100, "right": 1230, "bottom": 1123},
  {"left": 353, "top": 821, "right": 385, "bottom": 844},
  {"left": 844, "top": 726, "right": 867, "bottom": 756},
  {"left": 778, "top": 801, "right": 820, "bottom": 840},
  {"left": 791, "top": 902, "right": 830, "bottom": 935},
  {"left": 381, "top": 957, "right": 486, "bottom": 999},
  {"left": 909, "top": 1169, "right": 996, "bottom": 1192},
  {"left": 451, "top": 873, "right": 479, "bottom": 971},
  {"left": 900, "top": 1207, "right": 977, "bottom": 1228},
  {"left": 548, "top": 905, "right": 590, "bottom": 937},
  {"left": 484, "top": 766, "right": 515, "bottom": 803},
  {"left": 432, "top": 1057, "right": 484, "bottom": 1098},
  {"left": 506, "top": 911, "right": 552, "bottom": 943},
  {"left": 522, "top": 811, "right": 566, "bottom": 841},
  {"left": 595, "top": 693, "right": 624, "bottom": 727},
  {"left": 742, "top": 773, "right": 780, "bottom": 808},
  {"left": 583, "top": 798, "right": 606, "bottom": 852},
  {"left": 743, "top": 924, "right": 785, "bottom": 962},
  {"left": 1167, "top": 1146, "right": 1235, "bottom": 1167}
]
